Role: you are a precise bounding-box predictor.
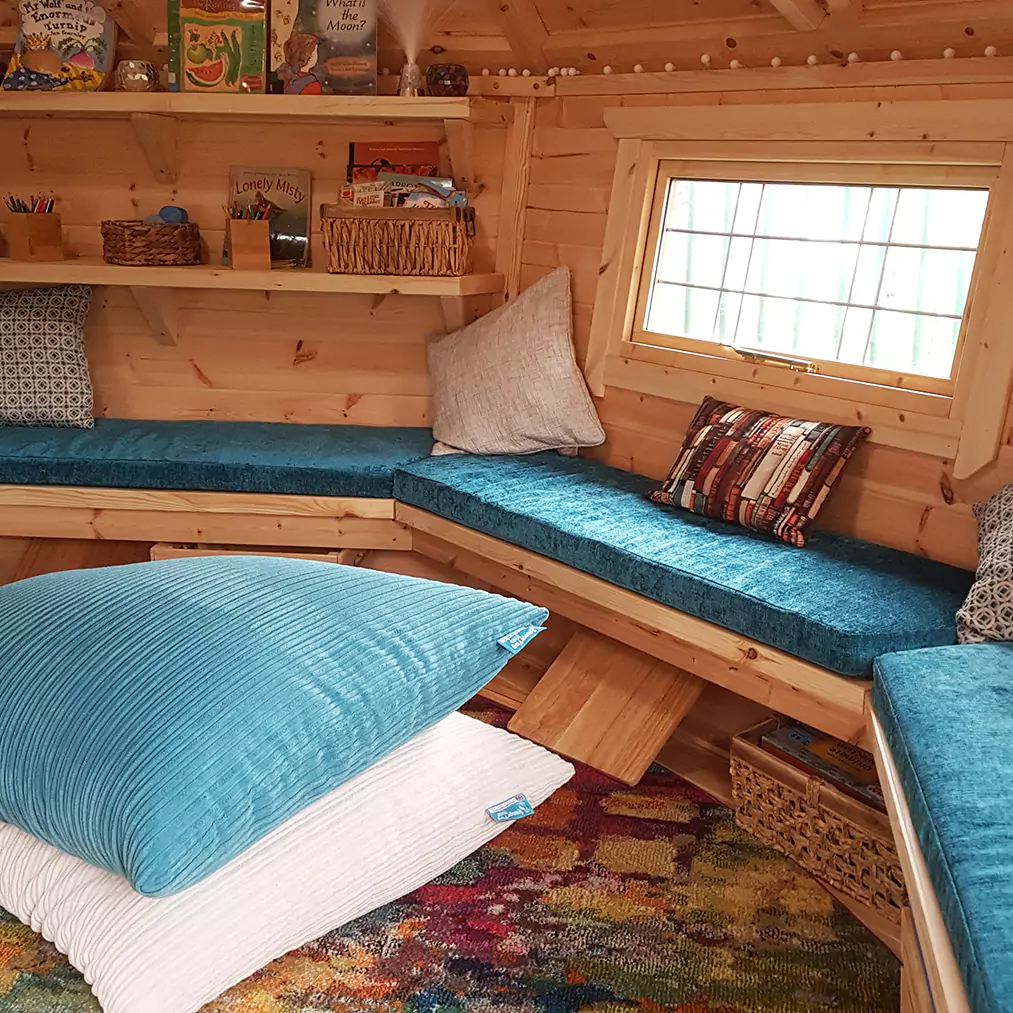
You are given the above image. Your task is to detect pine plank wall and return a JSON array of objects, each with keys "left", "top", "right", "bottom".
[{"left": 3, "top": 74, "right": 1013, "bottom": 572}]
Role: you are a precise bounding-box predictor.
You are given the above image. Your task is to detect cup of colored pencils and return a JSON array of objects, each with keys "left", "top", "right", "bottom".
[
  {"left": 224, "top": 202, "right": 271, "bottom": 271},
  {"left": 4, "top": 195, "right": 62, "bottom": 263}
]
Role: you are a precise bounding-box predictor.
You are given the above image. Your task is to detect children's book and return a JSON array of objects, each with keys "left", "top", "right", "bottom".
[
  {"left": 761, "top": 722, "right": 887, "bottom": 812},
  {"left": 227, "top": 167, "right": 311, "bottom": 268},
  {"left": 348, "top": 141, "right": 441, "bottom": 182},
  {"left": 270, "top": 0, "right": 376, "bottom": 95},
  {"left": 2, "top": 0, "right": 116, "bottom": 91},
  {"left": 168, "top": 0, "right": 266, "bottom": 93}
]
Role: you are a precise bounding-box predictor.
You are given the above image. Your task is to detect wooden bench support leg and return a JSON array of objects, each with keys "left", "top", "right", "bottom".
[{"left": 507, "top": 629, "right": 704, "bottom": 785}]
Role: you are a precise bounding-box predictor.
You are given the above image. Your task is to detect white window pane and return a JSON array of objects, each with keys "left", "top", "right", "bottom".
[
  {"left": 724, "top": 236, "right": 753, "bottom": 291},
  {"left": 836, "top": 307, "right": 874, "bottom": 365},
  {"left": 850, "top": 245, "right": 888, "bottom": 305},
  {"left": 664, "top": 180, "right": 740, "bottom": 233},
  {"left": 655, "top": 231, "right": 729, "bottom": 288},
  {"left": 878, "top": 247, "right": 976, "bottom": 316},
  {"left": 646, "top": 283, "right": 720, "bottom": 342},
  {"left": 866, "top": 311, "right": 960, "bottom": 378},
  {"left": 715, "top": 292, "right": 743, "bottom": 343},
  {"left": 732, "top": 184, "right": 764, "bottom": 233},
  {"left": 891, "top": 187, "right": 989, "bottom": 248},
  {"left": 862, "top": 188, "right": 899, "bottom": 243},
  {"left": 734, "top": 295, "right": 844, "bottom": 360},
  {"left": 744, "top": 238, "right": 859, "bottom": 304},
  {"left": 756, "top": 184, "right": 870, "bottom": 241}
]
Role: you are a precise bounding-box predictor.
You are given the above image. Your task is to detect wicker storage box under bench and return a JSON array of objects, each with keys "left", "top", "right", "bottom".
[
  {"left": 320, "top": 205, "right": 475, "bottom": 277},
  {"left": 731, "top": 719, "right": 907, "bottom": 921}
]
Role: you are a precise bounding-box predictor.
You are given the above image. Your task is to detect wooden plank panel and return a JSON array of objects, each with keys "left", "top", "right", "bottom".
[{"left": 508, "top": 629, "right": 704, "bottom": 784}]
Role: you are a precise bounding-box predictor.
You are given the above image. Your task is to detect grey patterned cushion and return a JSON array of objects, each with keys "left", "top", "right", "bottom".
[
  {"left": 957, "top": 484, "right": 1013, "bottom": 643},
  {"left": 0, "top": 285, "right": 94, "bottom": 428},
  {"left": 428, "top": 267, "right": 604, "bottom": 455}
]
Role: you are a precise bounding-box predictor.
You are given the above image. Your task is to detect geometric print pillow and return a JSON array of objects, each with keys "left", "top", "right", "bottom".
[
  {"left": 0, "top": 284, "right": 94, "bottom": 428},
  {"left": 648, "top": 396, "right": 870, "bottom": 548},
  {"left": 957, "top": 484, "right": 1013, "bottom": 644}
]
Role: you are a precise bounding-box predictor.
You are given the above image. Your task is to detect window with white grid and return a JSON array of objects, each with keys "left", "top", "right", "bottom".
[{"left": 638, "top": 177, "right": 989, "bottom": 381}]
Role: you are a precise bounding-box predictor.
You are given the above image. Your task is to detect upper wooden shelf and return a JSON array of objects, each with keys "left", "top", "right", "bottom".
[
  {"left": 0, "top": 258, "right": 504, "bottom": 297},
  {"left": 0, "top": 93, "right": 476, "bottom": 123}
]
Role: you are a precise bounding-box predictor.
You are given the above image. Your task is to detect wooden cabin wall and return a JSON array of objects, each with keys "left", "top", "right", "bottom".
[
  {"left": 0, "top": 116, "right": 507, "bottom": 426},
  {"left": 520, "top": 84, "right": 1013, "bottom": 572}
]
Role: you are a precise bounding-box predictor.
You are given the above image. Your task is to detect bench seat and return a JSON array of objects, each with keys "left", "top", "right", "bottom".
[
  {"left": 0, "top": 420, "right": 433, "bottom": 499},
  {"left": 874, "top": 644, "right": 1013, "bottom": 1013},
  {"left": 395, "top": 452, "right": 973, "bottom": 677}
]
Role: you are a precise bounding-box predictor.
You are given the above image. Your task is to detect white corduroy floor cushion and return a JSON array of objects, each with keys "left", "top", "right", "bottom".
[{"left": 0, "top": 712, "right": 574, "bottom": 1013}]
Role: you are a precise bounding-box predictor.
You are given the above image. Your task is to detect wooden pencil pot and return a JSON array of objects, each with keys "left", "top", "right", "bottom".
[
  {"left": 5, "top": 213, "right": 64, "bottom": 262},
  {"left": 227, "top": 219, "right": 272, "bottom": 271}
]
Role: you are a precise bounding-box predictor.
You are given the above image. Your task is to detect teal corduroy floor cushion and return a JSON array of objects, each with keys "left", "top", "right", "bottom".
[
  {"left": 874, "top": 644, "right": 1013, "bottom": 1013},
  {"left": 0, "top": 419, "right": 433, "bottom": 498},
  {"left": 394, "top": 452, "right": 973, "bottom": 677},
  {"left": 0, "top": 556, "right": 547, "bottom": 896}
]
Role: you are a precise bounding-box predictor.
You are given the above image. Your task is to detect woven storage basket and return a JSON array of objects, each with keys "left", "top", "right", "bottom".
[
  {"left": 320, "top": 205, "right": 475, "bottom": 277},
  {"left": 731, "top": 719, "right": 907, "bottom": 921},
  {"left": 101, "top": 220, "right": 201, "bottom": 266}
]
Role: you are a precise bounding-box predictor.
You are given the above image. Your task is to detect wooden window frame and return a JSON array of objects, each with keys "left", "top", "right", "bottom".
[{"left": 585, "top": 102, "right": 1013, "bottom": 478}]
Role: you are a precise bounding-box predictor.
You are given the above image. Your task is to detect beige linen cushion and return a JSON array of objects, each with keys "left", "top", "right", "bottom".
[{"left": 428, "top": 266, "right": 605, "bottom": 455}]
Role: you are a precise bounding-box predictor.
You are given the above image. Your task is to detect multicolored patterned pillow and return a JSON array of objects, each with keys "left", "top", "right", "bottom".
[{"left": 649, "top": 397, "right": 870, "bottom": 547}]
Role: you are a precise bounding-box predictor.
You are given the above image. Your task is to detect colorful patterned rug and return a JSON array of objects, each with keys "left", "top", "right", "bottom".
[{"left": 0, "top": 705, "right": 899, "bottom": 1013}]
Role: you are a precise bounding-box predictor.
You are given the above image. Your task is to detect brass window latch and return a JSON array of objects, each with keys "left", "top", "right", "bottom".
[{"left": 734, "top": 347, "right": 820, "bottom": 374}]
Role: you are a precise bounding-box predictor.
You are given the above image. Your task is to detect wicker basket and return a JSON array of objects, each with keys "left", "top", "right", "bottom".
[
  {"left": 101, "top": 220, "right": 201, "bottom": 266},
  {"left": 320, "top": 205, "right": 475, "bottom": 277},
  {"left": 731, "top": 719, "right": 907, "bottom": 920}
]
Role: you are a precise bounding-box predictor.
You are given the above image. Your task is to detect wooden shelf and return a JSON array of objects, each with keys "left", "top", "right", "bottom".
[
  {"left": 0, "top": 258, "right": 504, "bottom": 297},
  {"left": 0, "top": 93, "right": 476, "bottom": 123}
]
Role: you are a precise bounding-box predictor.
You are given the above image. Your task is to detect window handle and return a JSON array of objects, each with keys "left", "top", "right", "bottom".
[{"left": 734, "top": 347, "right": 820, "bottom": 374}]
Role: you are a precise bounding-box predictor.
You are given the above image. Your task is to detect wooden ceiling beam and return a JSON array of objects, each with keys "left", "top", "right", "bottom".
[
  {"left": 827, "top": 0, "right": 860, "bottom": 25},
  {"left": 483, "top": 0, "right": 551, "bottom": 71},
  {"left": 770, "top": 0, "right": 827, "bottom": 32}
]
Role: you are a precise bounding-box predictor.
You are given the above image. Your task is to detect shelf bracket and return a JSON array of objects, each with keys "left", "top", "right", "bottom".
[
  {"left": 130, "top": 286, "right": 178, "bottom": 345},
  {"left": 444, "top": 119, "right": 481, "bottom": 198},
  {"left": 129, "top": 113, "right": 178, "bottom": 185},
  {"left": 440, "top": 295, "right": 483, "bottom": 332}
]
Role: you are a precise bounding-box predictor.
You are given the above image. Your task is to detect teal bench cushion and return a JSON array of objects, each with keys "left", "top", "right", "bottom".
[
  {"left": 394, "top": 452, "right": 972, "bottom": 677},
  {"left": 873, "top": 644, "right": 1013, "bottom": 1013},
  {"left": 0, "top": 419, "right": 433, "bottom": 498},
  {"left": 0, "top": 555, "right": 548, "bottom": 896}
]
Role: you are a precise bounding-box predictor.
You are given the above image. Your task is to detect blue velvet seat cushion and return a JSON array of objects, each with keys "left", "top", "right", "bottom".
[
  {"left": 873, "top": 645, "right": 1013, "bottom": 1013},
  {"left": 394, "top": 452, "right": 972, "bottom": 677},
  {"left": 0, "top": 556, "right": 547, "bottom": 896},
  {"left": 0, "top": 418, "right": 433, "bottom": 498}
]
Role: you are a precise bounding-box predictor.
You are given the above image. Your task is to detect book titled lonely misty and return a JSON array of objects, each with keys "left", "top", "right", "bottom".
[{"left": 227, "top": 166, "right": 311, "bottom": 268}]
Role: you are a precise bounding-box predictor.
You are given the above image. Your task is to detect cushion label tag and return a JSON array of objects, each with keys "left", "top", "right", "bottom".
[
  {"left": 486, "top": 793, "right": 535, "bottom": 822},
  {"left": 497, "top": 625, "right": 545, "bottom": 655}
]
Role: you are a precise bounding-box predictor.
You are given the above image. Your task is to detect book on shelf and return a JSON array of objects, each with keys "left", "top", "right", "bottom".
[
  {"left": 760, "top": 722, "right": 887, "bottom": 813},
  {"left": 225, "top": 167, "right": 311, "bottom": 268},
  {"left": 169, "top": 0, "right": 267, "bottom": 93}
]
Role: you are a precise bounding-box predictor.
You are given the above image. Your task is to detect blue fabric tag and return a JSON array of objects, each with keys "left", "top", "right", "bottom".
[
  {"left": 486, "top": 793, "right": 535, "bottom": 822},
  {"left": 497, "top": 625, "right": 545, "bottom": 655}
]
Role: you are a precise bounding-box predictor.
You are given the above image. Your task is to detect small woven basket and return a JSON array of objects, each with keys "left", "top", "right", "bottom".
[
  {"left": 731, "top": 719, "right": 907, "bottom": 921},
  {"left": 320, "top": 205, "right": 475, "bottom": 277},
  {"left": 101, "top": 220, "right": 201, "bottom": 266}
]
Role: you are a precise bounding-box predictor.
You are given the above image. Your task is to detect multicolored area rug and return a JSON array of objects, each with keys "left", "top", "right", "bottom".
[{"left": 0, "top": 706, "right": 898, "bottom": 1013}]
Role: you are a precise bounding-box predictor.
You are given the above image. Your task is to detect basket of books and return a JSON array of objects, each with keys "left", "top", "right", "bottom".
[
  {"left": 730, "top": 718, "right": 906, "bottom": 920},
  {"left": 320, "top": 205, "right": 475, "bottom": 277},
  {"left": 101, "top": 220, "right": 201, "bottom": 267}
]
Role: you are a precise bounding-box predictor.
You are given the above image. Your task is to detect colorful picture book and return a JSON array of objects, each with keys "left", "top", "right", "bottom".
[
  {"left": 348, "top": 141, "right": 441, "bottom": 182},
  {"left": 227, "top": 167, "right": 311, "bottom": 268},
  {"left": 2, "top": 0, "right": 116, "bottom": 91},
  {"left": 760, "top": 722, "right": 887, "bottom": 812},
  {"left": 168, "top": 0, "right": 266, "bottom": 93},
  {"left": 270, "top": 0, "right": 376, "bottom": 95}
]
